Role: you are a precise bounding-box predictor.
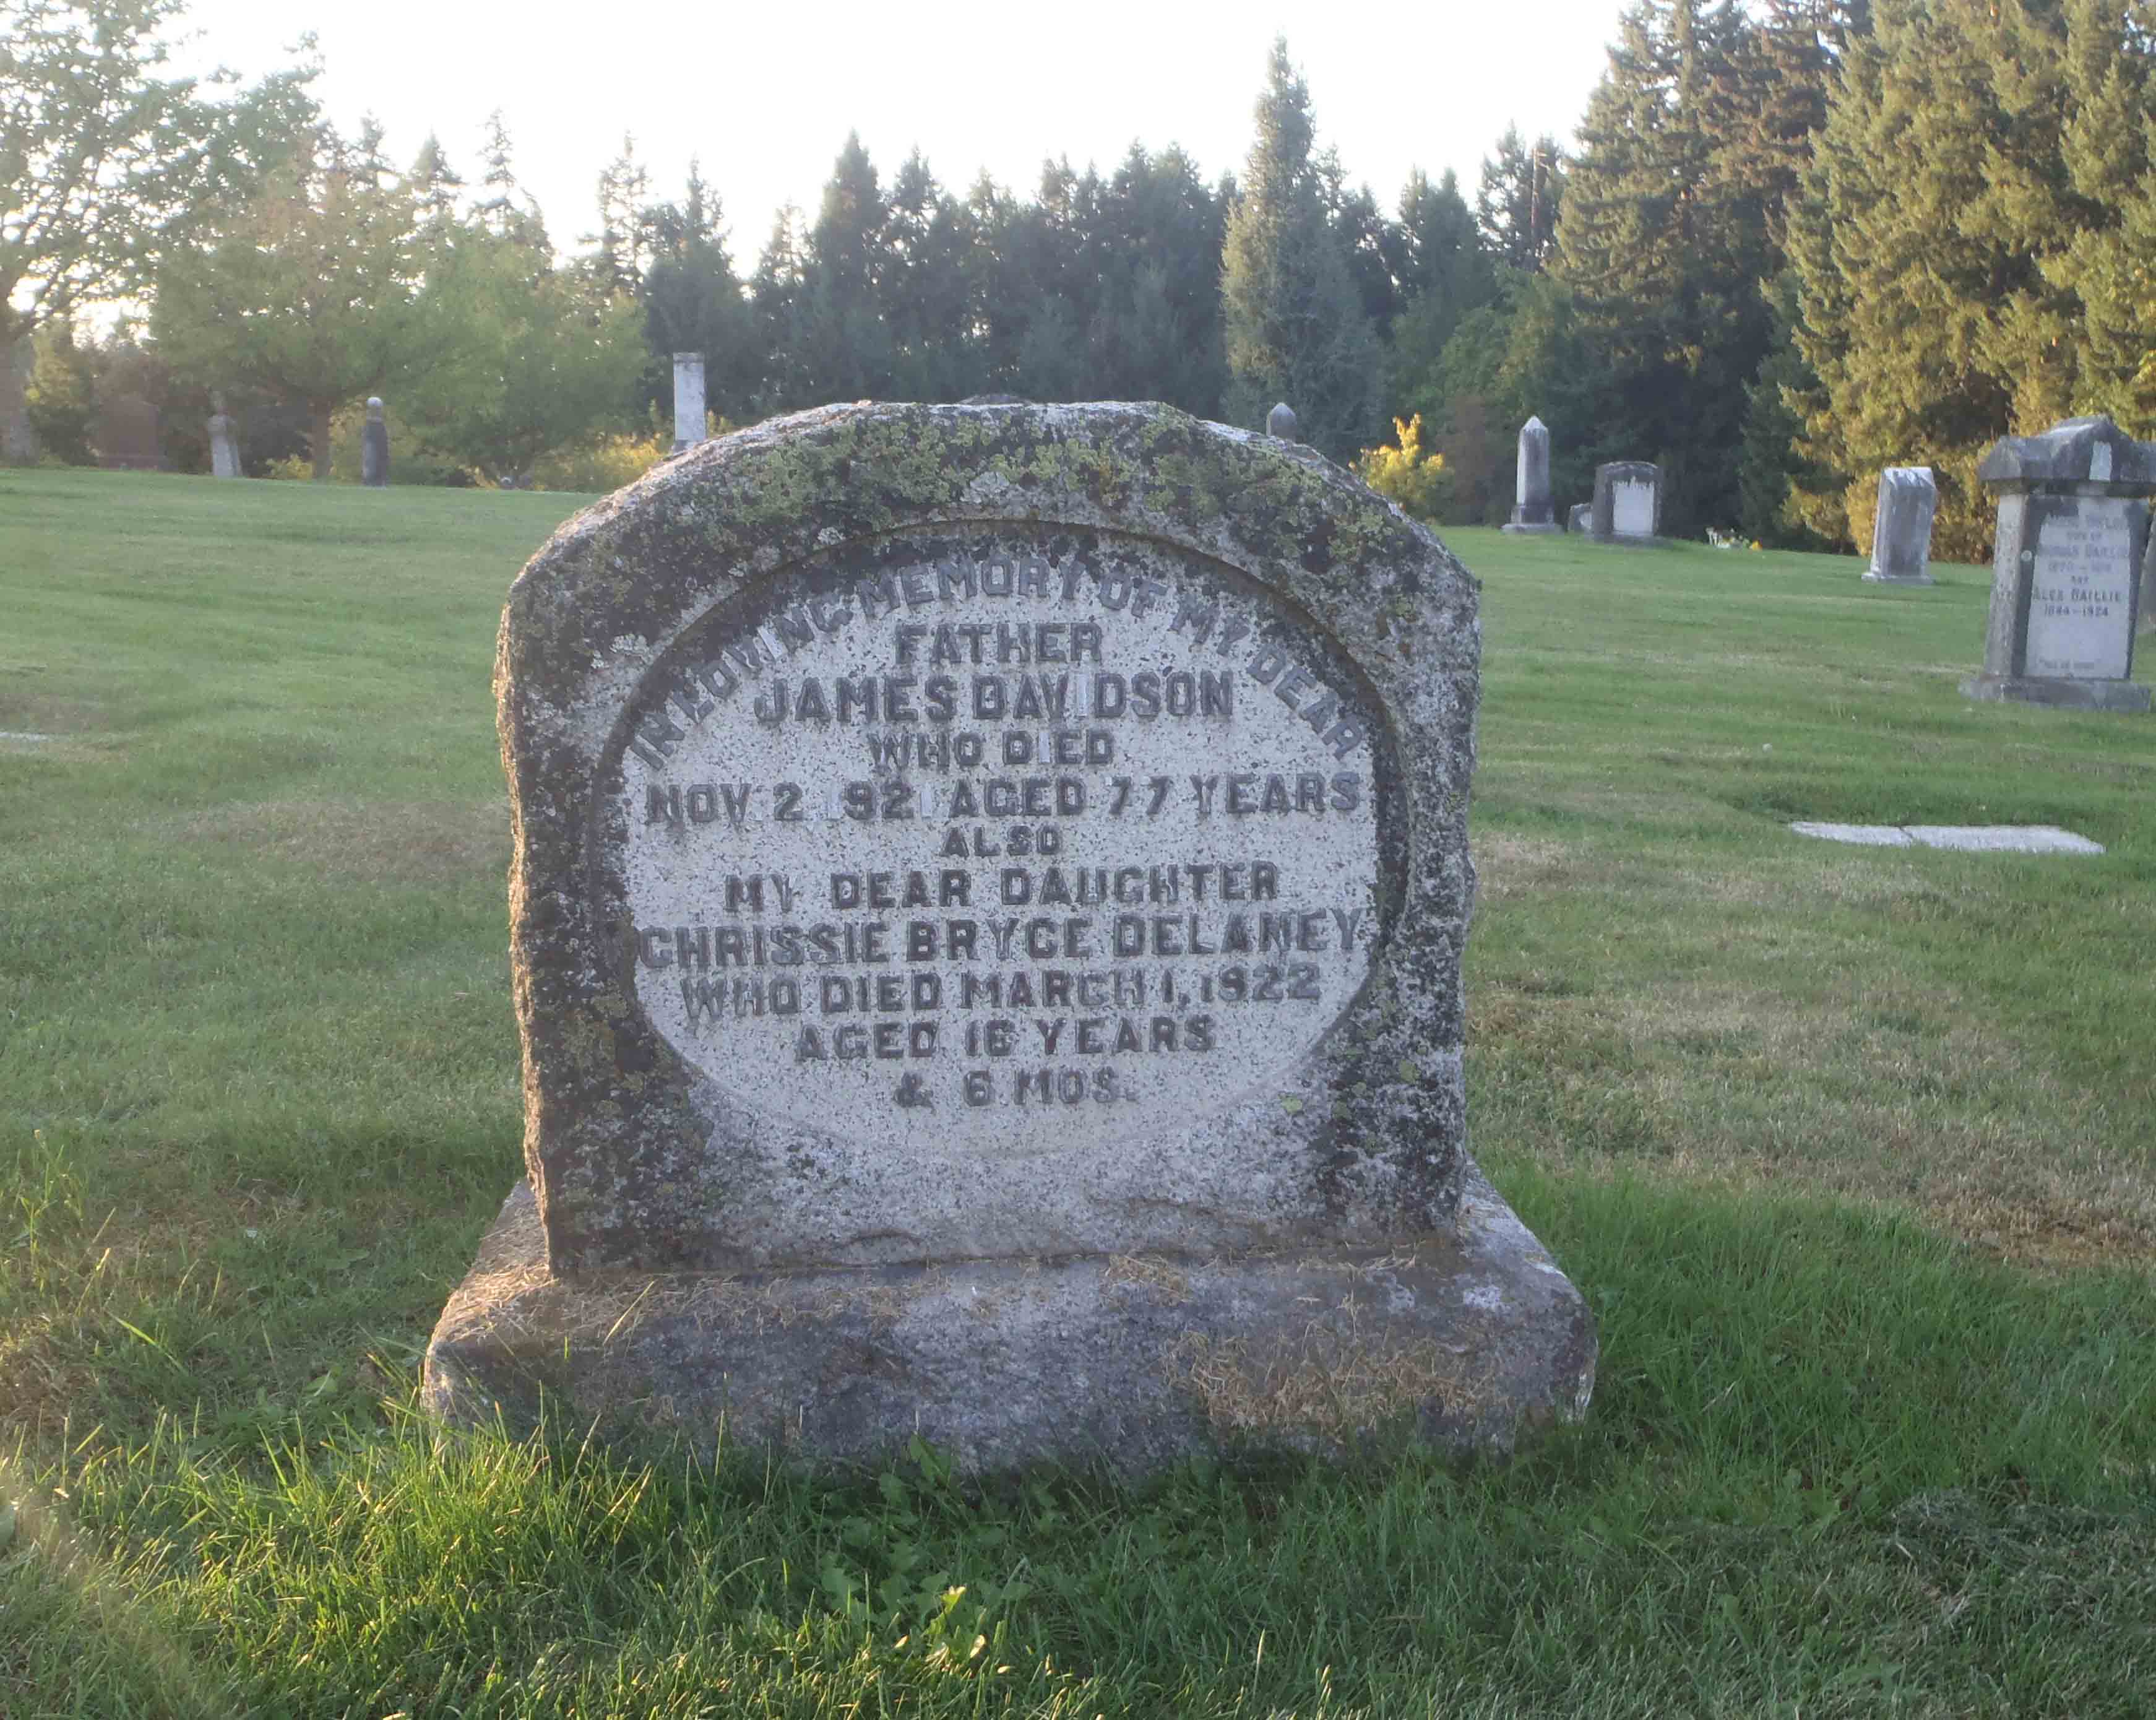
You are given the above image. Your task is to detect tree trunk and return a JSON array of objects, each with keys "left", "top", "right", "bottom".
[{"left": 310, "top": 399, "right": 334, "bottom": 482}]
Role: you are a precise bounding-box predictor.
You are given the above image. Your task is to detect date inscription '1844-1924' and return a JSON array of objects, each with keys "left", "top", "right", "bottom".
[{"left": 616, "top": 535, "right": 1385, "bottom": 1156}]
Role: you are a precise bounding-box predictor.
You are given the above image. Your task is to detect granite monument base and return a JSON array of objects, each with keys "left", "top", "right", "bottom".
[
  {"left": 1861, "top": 566, "right": 1934, "bottom": 587},
  {"left": 424, "top": 1175, "right": 1596, "bottom": 1476},
  {"left": 1960, "top": 673, "right": 2150, "bottom": 712},
  {"left": 1502, "top": 519, "right": 1561, "bottom": 535}
]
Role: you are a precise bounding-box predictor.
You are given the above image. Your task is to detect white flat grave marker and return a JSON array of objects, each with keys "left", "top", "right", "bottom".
[{"left": 1790, "top": 822, "right": 2103, "bottom": 854}]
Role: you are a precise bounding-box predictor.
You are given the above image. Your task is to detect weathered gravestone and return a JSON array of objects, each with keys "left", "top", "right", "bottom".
[
  {"left": 1503, "top": 417, "right": 1559, "bottom": 533},
  {"left": 1962, "top": 415, "right": 2151, "bottom": 712},
  {"left": 423, "top": 401, "right": 1597, "bottom": 1474},
  {"left": 1589, "top": 462, "right": 1659, "bottom": 544},
  {"left": 673, "top": 353, "right": 707, "bottom": 453},
  {"left": 361, "top": 397, "right": 390, "bottom": 487},
  {"left": 207, "top": 394, "right": 241, "bottom": 480},
  {"left": 1866, "top": 466, "right": 1937, "bottom": 584},
  {"left": 1567, "top": 503, "right": 1591, "bottom": 535}
]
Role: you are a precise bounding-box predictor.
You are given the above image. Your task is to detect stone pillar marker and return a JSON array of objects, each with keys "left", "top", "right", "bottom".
[
  {"left": 361, "top": 397, "right": 389, "bottom": 487},
  {"left": 1866, "top": 467, "right": 1937, "bottom": 584},
  {"left": 672, "top": 353, "right": 707, "bottom": 452},
  {"left": 422, "top": 400, "right": 1595, "bottom": 1475},
  {"left": 1589, "top": 461, "right": 1660, "bottom": 544},
  {"left": 207, "top": 392, "right": 241, "bottom": 480},
  {"left": 1963, "top": 414, "right": 2151, "bottom": 712},
  {"left": 1503, "top": 416, "right": 1559, "bottom": 533},
  {"left": 1266, "top": 400, "right": 1297, "bottom": 440}
]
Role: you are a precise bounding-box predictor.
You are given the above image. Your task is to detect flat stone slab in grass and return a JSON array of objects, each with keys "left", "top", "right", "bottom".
[
  {"left": 424, "top": 400, "right": 1595, "bottom": 1474},
  {"left": 1791, "top": 822, "right": 2105, "bottom": 854}
]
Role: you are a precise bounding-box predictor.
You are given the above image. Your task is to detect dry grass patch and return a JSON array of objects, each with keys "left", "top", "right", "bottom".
[{"left": 167, "top": 797, "right": 511, "bottom": 887}]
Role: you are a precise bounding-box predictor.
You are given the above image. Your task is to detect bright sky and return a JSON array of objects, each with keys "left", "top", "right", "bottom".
[{"left": 173, "top": 0, "right": 1627, "bottom": 256}]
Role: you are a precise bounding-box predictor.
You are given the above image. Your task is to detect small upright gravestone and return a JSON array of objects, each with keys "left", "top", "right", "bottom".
[
  {"left": 1567, "top": 502, "right": 1591, "bottom": 535},
  {"left": 673, "top": 353, "right": 707, "bottom": 453},
  {"left": 207, "top": 394, "right": 241, "bottom": 480},
  {"left": 1866, "top": 467, "right": 1937, "bottom": 584},
  {"left": 1589, "top": 462, "right": 1659, "bottom": 544},
  {"left": 1503, "top": 417, "right": 1559, "bottom": 533},
  {"left": 1963, "top": 415, "right": 2151, "bottom": 712},
  {"left": 361, "top": 397, "right": 389, "bottom": 487},
  {"left": 423, "top": 401, "right": 1595, "bottom": 1474},
  {"left": 1266, "top": 400, "right": 1297, "bottom": 440}
]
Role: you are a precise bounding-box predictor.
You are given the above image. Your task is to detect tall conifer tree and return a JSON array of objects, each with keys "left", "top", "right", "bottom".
[{"left": 1220, "top": 38, "right": 1382, "bottom": 460}]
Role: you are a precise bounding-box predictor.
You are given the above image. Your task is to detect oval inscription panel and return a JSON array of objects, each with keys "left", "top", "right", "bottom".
[{"left": 613, "top": 529, "right": 1388, "bottom": 1157}]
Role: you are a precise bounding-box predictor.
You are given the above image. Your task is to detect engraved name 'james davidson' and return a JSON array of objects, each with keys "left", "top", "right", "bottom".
[{"left": 615, "top": 537, "right": 1385, "bottom": 1156}]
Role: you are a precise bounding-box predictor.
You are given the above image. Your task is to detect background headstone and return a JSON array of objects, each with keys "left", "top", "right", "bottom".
[
  {"left": 207, "top": 394, "right": 241, "bottom": 480},
  {"left": 1963, "top": 415, "right": 2151, "bottom": 712},
  {"left": 1266, "top": 400, "right": 1297, "bottom": 440},
  {"left": 1866, "top": 467, "right": 1938, "bottom": 584},
  {"left": 92, "top": 392, "right": 165, "bottom": 471},
  {"left": 1589, "top": 461, "right": 1660, "bottom": 543},
  {"left": 424, "top": 400, "right": 1595, "bottom": 1475},
  {"left": 1567, "top": 502, "right": 1591, "bottom": 534},
  {"left": 361, "top": 397, "right": 389, "bottom": 486},
  {"left": 1503, "top": 416, "right": 1559, "bottom": 533},
  {"left": 672, "top": 353, "right": 707, "bottom": 452}
]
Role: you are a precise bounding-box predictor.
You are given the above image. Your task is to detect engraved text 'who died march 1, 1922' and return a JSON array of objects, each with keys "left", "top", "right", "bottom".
[{"left": 614, "top": 533, "right": 1388, "bottom": 1156}]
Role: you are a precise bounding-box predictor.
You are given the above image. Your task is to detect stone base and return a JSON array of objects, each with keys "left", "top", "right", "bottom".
[
  {"left": 1586, "top": 533, "right": 1658, "bottom": 548},
  {"left": 1863, "top": 566, "right": 1934, "bottom": 585},
  {"left": 1502, "top": 522, "right": 1562, "bottom": 535},
  {"left": 1960, "top": 673, "right": 2150, "bottom": 712},
  {"left": 423, "top": 1172, "right": 1596, "bottom": 1477}
]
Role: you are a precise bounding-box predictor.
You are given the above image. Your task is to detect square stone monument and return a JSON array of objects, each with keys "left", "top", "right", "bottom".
[
  {"left": 1962, "top": 415, "right": 2151, "bottom": 712},
  {"left": 423, "top": 401, "right": 1595, "bottom": 1474},
  {"left": 672, "top": 353, "right": 707, "bottom": 453},
  {"left": 1502, "top": 416, "right": 1559, "bottom": 533},
  {"left": 1589, "top": 462, "right": 1659, "bottom": 544},
  {"left": 1866, "top": 466, "right": 1937, "bottom": 584}
]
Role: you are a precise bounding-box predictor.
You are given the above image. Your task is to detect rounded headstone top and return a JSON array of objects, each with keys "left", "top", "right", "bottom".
[
  {"left": 1266, "top": 401, "right": 1297, "bottom": 440},
  {"left": 365, "top": 397, "right": 384, "bottom": 417},
  {"left": 1977, "top": 414, "right": 2156, "bottom": 491},
  {"left": 1520, "top": 415, "right": 1549, "bottom": 436}
]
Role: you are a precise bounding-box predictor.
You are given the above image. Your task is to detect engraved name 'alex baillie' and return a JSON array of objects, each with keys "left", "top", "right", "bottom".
[{"left": 615, "top": 542, "right": 1385, "bottom": 1149}]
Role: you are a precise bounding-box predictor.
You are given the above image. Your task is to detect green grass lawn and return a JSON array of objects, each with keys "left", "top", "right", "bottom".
[{"left": 4, "top": 467, "right": 2155, "bottom": 1718}]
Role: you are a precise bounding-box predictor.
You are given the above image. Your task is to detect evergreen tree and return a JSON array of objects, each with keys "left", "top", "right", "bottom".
[
  {"left": 1786, "top": 0, "right": 2153, "bottom": 556},
  {"left": 1089, "top": 144, "right": 1228, "bottom": 413},
  {"left": 22, "top": 316, "right": 97, "bottom": 462},
  {"left": 796, "top": 133, "right": 892, "bottom": 400},
  {"left": 748, "top": 204, "right": 810, "bottom": 413},
  {"left": 1552, "top": 0, "right": 1778, "bottom": 535},
  {"left": 1475, "top": 126, "right": 1567, "bottom": 273},
  {"left": 586, "top": 132, "right": 650, "bottom": 298},
  {"left": 1220, "top": 38, "right": 1383, "bottom": 461},
  {"left": 1384, "top": 168, "right": 1494, "bottom": 412},
  {"left": 881, "top": 150, "right": 981, "bottom": 399},
  {"left": 642, "top": 162, "right": 755, "bottom": 417}
]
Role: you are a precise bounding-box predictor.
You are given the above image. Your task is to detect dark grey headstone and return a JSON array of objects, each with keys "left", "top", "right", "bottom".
[
  {"left": 1266, "top": 400, "right": 1297, "bottom": 441},
  {"left": 1567, "top": 503, "right": 1591, "bottom": 535},
  {"left": 1503, "top": 416, "right": 1558, "bottom": 532},
  {"left": 361, "top": 396, "right": 389, "bottom": 486},
  {"left": 423, "top": 400, "right": 1595, "bottom": 1474},
  {"left": 1866, "top": 466, "right": 1938, "bottom": 583},
  {"left": 1589, "top": 461, "right": 1660, "bottom": 544},
  {"left": 1964, "top": 415, "right": 2150, "bottom": 712}
]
